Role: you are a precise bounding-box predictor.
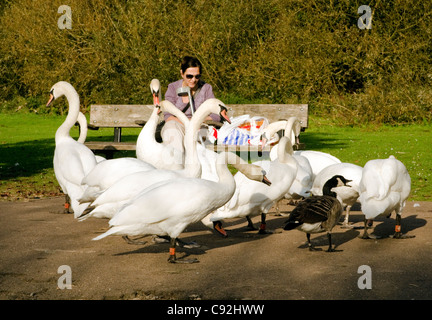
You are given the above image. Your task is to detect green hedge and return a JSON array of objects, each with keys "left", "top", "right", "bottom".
[{"left": 1, "top": 0, "right": 431, "bottom": 124}]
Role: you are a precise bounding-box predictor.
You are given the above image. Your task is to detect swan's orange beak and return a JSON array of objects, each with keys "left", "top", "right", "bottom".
[
  {"left": 46, "top": 93, "right": 55, "bottom": 107},
  {"left": 262, "top": 175, "right": 272, "bottom": 186},
  {"left": 220, "top": 109, "right": 231, "bottom": 124},
  {"left": 152, "top": 92, "right": 160, "bottom": 106}
]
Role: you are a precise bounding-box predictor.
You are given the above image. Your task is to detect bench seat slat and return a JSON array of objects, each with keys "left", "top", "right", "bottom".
[{"left": 84, "top": 141, "right": 136, "bottom": 151}]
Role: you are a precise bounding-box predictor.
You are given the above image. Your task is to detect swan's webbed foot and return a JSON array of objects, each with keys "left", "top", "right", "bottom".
[
  {"left": 167, "top": 238, "right": 199, "bottom": 264},
  {"left": 168, "top": 256, "right": 199, "bottom": 264},
  {"left": 258, "top": 223, "right": 274, "bottom": 235},
  {"left": 245, "top": 216, "right": 257, "bottom": 230},
  {"left": 257, "top": 214, "right": 274, "bottom": 235},
  {"left": 389, "top": 217, "right": 415, "bottom": 239},
  {"left": 153, "top": 236, "right": 200, "bottom": 248},
  {"left": 175, "top": 238, "right": 201, "bottom": 249},
  {"left": 122, "top": 235, "right": 147, "bottom": 245},
  {"left": 390, "top": 224, "right": 415, "bottom": 239},
  {"left": 360, "top": 232, "right": 381, "bottom": 240},
  {"left": 360, "top": 219, "right": 381, "bottom": 239},
  {"left": 390, "top": 232, "right": 415, "bottom": 239}
]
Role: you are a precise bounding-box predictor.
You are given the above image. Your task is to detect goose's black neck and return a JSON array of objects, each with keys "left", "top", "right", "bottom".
[{"left": 322, "top": 178, "right": 338, "bottom": 198}]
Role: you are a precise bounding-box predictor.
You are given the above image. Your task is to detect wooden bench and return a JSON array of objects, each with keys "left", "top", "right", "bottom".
[{"left": 84, "top": 103, "right": 309, "bottom": 158}]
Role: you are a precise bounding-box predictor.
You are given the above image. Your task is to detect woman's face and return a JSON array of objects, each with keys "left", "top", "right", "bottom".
[{"left": 181, "top": 67, "right": 201, "bottom": 90}]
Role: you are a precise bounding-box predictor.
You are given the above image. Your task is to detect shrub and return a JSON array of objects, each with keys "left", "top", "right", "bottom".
[{"left": 0, "top": 0, "right": 431, "bottom": 124}]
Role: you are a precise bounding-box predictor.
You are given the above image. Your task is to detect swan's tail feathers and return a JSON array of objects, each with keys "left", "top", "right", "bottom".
[
  {"left": 284, "top": 221, "right": 302, "bottom": 231},
  {"left": 72, "top": 201, "right": 90, "bottom": 219},
  {"left": 77, "top": 205, "right": 95, "bottom": 221},
  {"left": 92, "top": 226, "right": 127, "bottom": 241},
  {"left": 77, "top": 186, "right": 102, "bottom": 204}
]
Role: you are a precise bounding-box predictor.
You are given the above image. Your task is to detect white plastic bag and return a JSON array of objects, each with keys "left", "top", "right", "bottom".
[{"left": 217, "top": 115, "right": 269, "bottom": 146}]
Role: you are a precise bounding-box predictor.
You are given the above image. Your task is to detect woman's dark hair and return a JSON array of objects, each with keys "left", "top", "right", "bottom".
[{"left": 180, "top": 56, "right": 202, "bottom": 73}]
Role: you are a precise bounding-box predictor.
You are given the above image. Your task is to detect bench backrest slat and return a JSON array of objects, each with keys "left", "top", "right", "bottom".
[
  {"left": 89, "top": 104, "right": 154, "bottom": 128},
  {"left": 89, "top": 103, "right": 308, "bottom": 129},
  {"left": 226, "top": 104, "right": 308, "bottom": 129}
]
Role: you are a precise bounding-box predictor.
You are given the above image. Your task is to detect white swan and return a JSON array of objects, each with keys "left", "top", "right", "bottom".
[
  {"left": 294, "top": 150, "right": 342, "bottom": 179},
  {"left": 310, "top": 162, "right": 363, "bottom": 227},
  {"left": 265, "top": 119, "right": 302, "bottom": 157},
  {"left": 266, "top": 118, "right": 313, "bottom": 203},
  {"left": 79, "top": 99, "right": 232, "bottom": 220},
  {"left": 209, "top": 135, "right": 297, "bottom": 235},
  {"left": 263, "top": 119, "right": 342, "bottom": 179},
  {"left": 47, "top": 81, "right": 97, "bottom": 218},
  {"left": 136, "top": 80, "right": 190, "bottom": 170},
  {"left": 78, "top": 157, "right": 155, "bottom": 203},
  {"left": 92, "top": 151, "right": 268, "bottom": 263},
  {"left": 358, "top": 156, "right": 413, "bottom": 239}
]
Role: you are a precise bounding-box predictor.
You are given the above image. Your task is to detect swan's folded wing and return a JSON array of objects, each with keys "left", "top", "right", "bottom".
[{"left": 109, "top": 178, "right": 221, "bottom": 226}]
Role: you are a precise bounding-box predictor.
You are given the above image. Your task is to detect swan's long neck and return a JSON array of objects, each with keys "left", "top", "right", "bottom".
[
  {"left": 263, "top": 120, "right": 287, "bottom": 139},
  {"left": 77, "top": 112, "right": 88, "bottom": 143},
  {"left": 161, "top": 100, "right": 190, "bottom": 126},
  {"left": 55, "top": 85, "right": 80, "bottom": 142},
  {"left": 138, "top": 105, "right": 160, "bottom": 141},
  {"left": 215, "top": 152, "right": 237, "bottom": 192},
  {"left": 277, "top": 136, "right": 297, "bottom": 167},
  {"left": 183, "top": 102, "right": 215, "bottom": 178},
  {"left": 284, "top": 117, "right": 300, "bottom": 146},
  {"left": 183, "top": 99, "right": 225, "bottom": 178},
  {"left": 263, "top": 117, "right": 299, "bottom": 146}
]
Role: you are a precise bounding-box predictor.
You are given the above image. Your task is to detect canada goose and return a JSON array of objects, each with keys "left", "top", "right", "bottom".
[
  {"left": 311, "top": 162, "right": 363, "bottom": 227},
  {"left": 358, "top": 156, "right": 413, "bottom": 239},
  {"left": 284, "top": 175, "right": 351, "bottom": 252}
]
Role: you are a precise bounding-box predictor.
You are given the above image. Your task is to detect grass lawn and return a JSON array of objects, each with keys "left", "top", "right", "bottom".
[{"left": 0, "top": 113, "right": 431, "bottom": 201}]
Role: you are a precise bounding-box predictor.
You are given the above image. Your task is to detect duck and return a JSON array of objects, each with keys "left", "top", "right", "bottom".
[
  {"left": 310, "top": 162, "right": 363, "bottom": 227},
  {"left": 78, "top": 99, "right": 232, "bottom": 220},
  {"left": 358, "top": 156, "right": 413, "bottom": 239},
  {"left": 208, "top": 131, "right": 297, "bottom": 236},
  {"left": 47, "top": 81, "right": 98, "bottom": 218},
  {"left": 92, "top": 151, "right": 271, "bottom": 264},
  {"left": 284, "top": 175, "right": 352, "bottom": 252},
  {"left": 136, "top": 79, "right": 190, "bottom": 170}
]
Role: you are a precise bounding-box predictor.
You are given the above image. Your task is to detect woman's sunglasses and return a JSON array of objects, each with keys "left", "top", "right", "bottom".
[{"left": 185, "top": 74, "right": 201, "bottom": 79}]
